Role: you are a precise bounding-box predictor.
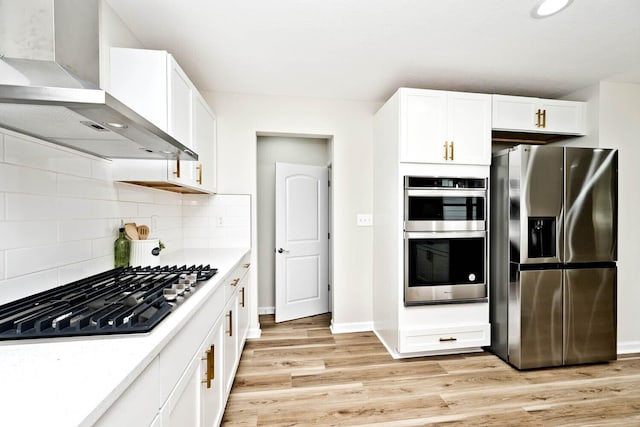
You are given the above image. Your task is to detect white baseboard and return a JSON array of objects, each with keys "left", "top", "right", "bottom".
[
  {"left": 258, "top": 306, "right": 275, "bottom": 315},
  {"left": 618, "top": 340, "right": 640, "bottom": 354},
  {"left": 247, "top": 327, "right": 262, "bottom": 339},
  {"left": 330, "top": 320, "right": 373, "bottom": 334}
]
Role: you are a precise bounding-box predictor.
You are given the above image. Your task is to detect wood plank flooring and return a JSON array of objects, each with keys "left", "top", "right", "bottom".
[{"left": 222, "top": 314, "right": 640, "bottom": 426}]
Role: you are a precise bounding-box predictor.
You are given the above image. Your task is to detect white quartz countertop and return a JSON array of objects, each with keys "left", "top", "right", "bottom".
[{"left": 0, "top": 248, "right": 249, "bottom": 427}]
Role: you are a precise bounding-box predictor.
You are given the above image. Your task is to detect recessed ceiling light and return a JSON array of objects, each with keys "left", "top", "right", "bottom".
[{"left": 531, "top": 0, "right": 574, "bottom": 18}]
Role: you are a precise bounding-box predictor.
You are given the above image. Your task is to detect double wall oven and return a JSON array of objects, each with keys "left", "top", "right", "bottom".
[{"left": 404, "top": 176, "right": 488, "bottom": 305}]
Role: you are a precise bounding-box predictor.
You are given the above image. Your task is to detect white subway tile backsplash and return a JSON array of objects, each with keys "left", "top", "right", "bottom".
[
  {"left": 4, "top": 133, "right": 57, "bottom": 171},
  {"left": 0, "top": 221, "right": 58, "bottom": 250},
  {"left": 138, "top": 202, "right": 181, "bottom": 218},
  {"left": 92, "top": 237, "right": 114, "bottom": 259},
  {"left": 58, "top": 219, "right": 114, "bottom": 242},
  {"left": 0, "top": 270, "right": 59, "bottom": 306},
  {"left": 6, "top": 240, "right": 92, "bottom": 278},
  {"left": 0, "top": 250, "right": 5, "bottom": 280},
  {"left": 0, "top": 132, "right": 4, "bottom": 160},
  {"left": 183, "top": 215, "right": 210, "bottom": 228},
  {"left": 91, "top": 159, "right": 113, "bottom": 181},
  {"left": 58, "top": 256, "right": 112, "bottom": 285},
  {"left": 182, "top": 194, "right": 212, "bottom": 206},
  {"left": 57, "top": 174, "right": 118, "bottom": 200},
  {"left": 0, "top": 194, "right": 5, "bottom": 221},
  {"left": 152, "top": 188, "right": 183, "bottom": 206},
  {"left": 116, "top": 182, "right": 156, "bottom": 204},
  {"left": 6, "top": 194, "right": 60, "bottom": 221},
  {"left": 0, "top": 163, "right": 57, "bottom": 195}
]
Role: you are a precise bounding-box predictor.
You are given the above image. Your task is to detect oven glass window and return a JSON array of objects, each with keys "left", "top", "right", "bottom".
[
  {"left": 408, "top": 197, "right": 485, "bottom": 221},
  {"left": 408, "top": 237, "right": 484, "bottom": 286}
]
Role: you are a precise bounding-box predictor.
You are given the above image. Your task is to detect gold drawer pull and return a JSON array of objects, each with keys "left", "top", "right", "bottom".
[
  {"left": 231, "top": 278, "right": 240, "bottom": 287},
  {"left": 226, "top": 310, "right": 233, "bottom": 336},
  {"left": 439, "top": 337, "right": 457, "bottom": 342},
  {"left": 241, "top": 287, "right": 245, "bottom": 308},
  {"left": 243, "top": 263, "right": 250, "bottom": 268},
  {"left": 172, "top": 158, "right": 181, "bottom": 178},
  {"left": 200, "top": 346, "right": 214, "bottom": 388}
]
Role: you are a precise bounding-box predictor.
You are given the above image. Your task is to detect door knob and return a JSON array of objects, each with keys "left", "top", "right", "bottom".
[{"left": 277, "top": 248, "right": 290, "bottom": 254}]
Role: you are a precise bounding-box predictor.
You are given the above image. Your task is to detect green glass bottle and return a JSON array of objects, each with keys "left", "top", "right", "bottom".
[{"left": 114, "top": 227, "right": 130, "bottom": 268}]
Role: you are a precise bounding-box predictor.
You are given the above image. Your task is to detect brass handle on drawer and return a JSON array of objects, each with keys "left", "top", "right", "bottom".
[
  {"left": 172, "top": 158, "right": 181, "bottom": 178},
  {"left": 541, "top": 109, "right": 547, "bottom": 128},
  {"left": 243, "top": 263, "right": 250, "bottom": 268},
  {"left": 226, "top": 310, "right": 233, "bottom": 336},
  {"left": 449, "top": 141, "right": 454, "bottom": 161},
  {"left": 439, "top": 337, "right": 457, "bottom": 342},
  {"left": 231, "top": 278, "right": 240, "bottom": 287},
  {"left": 201, "top": 346, "right": 214, "bottom": 388},
  {"left": 241, "top": 287, "right": 245, "bottom": 308},
  {"left": 196, "top": 163, "right": 203, "bottom": 184},
  {"left": 443, "top": 141, "right": 449, "bottom": 160}
]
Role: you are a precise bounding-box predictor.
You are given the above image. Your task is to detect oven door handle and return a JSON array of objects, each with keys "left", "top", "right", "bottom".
[
  {"left": 406, "top": 189, "right": 486, "bottom": 198},
  {"left": 404, "top": 230, "right": 486, "bottom": 239}
]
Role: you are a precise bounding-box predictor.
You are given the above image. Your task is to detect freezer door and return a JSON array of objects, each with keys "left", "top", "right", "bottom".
[
  {"left": 509, "top": 268, "right": 563, "bottom": 369},
  {"left": 564, "top": 148, "right": 618, "bottom": 263},
  {"left": 564, "top": 267, "right": 617, "bottom": 365},
  {"left": 510, "top": 146, "right": 563, "bottom": 264}
]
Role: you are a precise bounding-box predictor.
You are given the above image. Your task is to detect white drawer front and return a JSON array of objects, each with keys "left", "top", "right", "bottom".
[
  {"left": 224, "top": 253, "right": 251, "bottom": 302},
  {"left": 399, "top": 323, "right": 490, "bottom": 354}
]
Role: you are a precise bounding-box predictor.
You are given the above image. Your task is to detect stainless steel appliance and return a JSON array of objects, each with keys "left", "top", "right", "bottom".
[
  {"left": 0, "top": 265, "right": 217, "bottom": 340},
  {"left": 0, "top": 0, "right": 196, "bottom": 160},
  {"left": 404, "top": 176, "right": 488, "bottom": 305},
  {"left": 490, "top": 145, "right": 617, "bottom": 369}
]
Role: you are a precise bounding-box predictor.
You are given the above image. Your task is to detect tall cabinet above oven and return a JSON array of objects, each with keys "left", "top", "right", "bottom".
[{"left": 372, "top": 88, "right": 492, "bottom": 358}]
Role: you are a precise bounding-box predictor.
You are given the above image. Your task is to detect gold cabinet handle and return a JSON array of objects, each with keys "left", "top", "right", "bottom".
[
  {"left": 241, "top": 287, "right": 245, "bottom": 308},
  {"left": 226, "top": 310, "right": 233, "bottom": 336},
  {"left": 535, "top": 109, "right": 543, "bottom": 128},
  {"left": 231, "top": 278, "right": 240, "bottom": 287},
  {"left": 243, "top": 263, "right": 250, "bottom": 269},
  {"left": 450, "top": 141, "right": 454, "bottom": 161},
  {"left": 196, "top": 163, "right": 203, "bottom": 185},
  {"left": 200, "top": 346, "right": 214, "bottom": 388},
  {"left": 443, "top": 141, "right": 449, "bottom": 160},
  {"left": 541, "top": 109, "right": 547, "bottom": 128},
  {"left": 172, "top": 158, "right": 181, "bottom": 178},
  {"left": 439, "top": 337, "right": 457, "bottom": 342}
]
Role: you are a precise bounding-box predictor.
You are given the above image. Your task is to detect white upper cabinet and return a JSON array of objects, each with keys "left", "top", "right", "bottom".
[
  {"left": 401, "top": 88, "right": 491, "bottom": 165},
  {"left": 492, "top": 95, "right": 586, "bottom": 135},
  {"left": 109, "top": 47, "right": 216, "bottom": 193}
]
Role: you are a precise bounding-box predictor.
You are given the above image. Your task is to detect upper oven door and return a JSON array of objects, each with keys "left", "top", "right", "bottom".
[{"left": 404, "top": 188, "right": 486, "bottom": 231}]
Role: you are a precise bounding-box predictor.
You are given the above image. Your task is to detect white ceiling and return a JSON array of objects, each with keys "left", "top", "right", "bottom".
[{"left": 105, "top": 0, "right": 640, "bottom": 103}]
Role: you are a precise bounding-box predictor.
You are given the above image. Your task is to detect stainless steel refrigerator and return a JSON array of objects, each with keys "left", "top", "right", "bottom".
[{"left": 490, "top": 145, "right": 617, "bottom": 369}]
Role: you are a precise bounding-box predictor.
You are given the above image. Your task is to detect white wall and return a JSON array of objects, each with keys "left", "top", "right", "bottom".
[
  {"left": 207, "top": 91, "right": 380, "bottom": 332},
  {"left": 256, "top": 135, "right": 329, "bottom": 312},
  {"left": 563, "top": 81, "right": 640, "bottom": 353},
  {"left": 598, "top": 82, "right": 640, "bottom": 353}
]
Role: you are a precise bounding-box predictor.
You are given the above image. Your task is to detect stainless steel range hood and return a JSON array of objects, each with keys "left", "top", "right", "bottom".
[{"left": 0, "top": 0, "right": 197, "bottom": 161}]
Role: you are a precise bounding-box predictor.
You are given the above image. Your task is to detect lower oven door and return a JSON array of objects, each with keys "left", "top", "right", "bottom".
[{"left": 404, "top": 231, "right": 487, "bottom": 305}]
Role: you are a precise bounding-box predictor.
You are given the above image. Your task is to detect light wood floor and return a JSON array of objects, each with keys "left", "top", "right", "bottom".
[{"left": 222, "top": 314, "right": 640, "bottom": 426}]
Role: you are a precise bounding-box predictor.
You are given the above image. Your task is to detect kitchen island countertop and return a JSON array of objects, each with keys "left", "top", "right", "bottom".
[{"left": 0, "top": 248, "right": 249, "bottom": 427}]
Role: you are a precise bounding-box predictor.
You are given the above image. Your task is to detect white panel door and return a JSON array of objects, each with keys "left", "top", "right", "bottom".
[{"left": 275, "top": 163, "right": 329, "bottom": 323}]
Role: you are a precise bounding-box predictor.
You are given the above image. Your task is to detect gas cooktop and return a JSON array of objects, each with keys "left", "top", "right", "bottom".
[{"left": 0, "top": 265, "right": 217, "bottom": 341}]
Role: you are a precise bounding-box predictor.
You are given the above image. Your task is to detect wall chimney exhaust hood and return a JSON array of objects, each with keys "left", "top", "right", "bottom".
[{"left": 0, "top": 0, "right": 197, "bottom": 161}]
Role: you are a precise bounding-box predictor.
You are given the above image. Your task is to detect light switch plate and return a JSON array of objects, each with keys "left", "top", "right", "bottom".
[{"left": 357, "top": 214, "right": 373, "bottom": 227}]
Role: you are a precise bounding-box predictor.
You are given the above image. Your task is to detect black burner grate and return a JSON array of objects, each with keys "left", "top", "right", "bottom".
[{"left": 0, "top": 265, "right": 217, "bottom": 340}]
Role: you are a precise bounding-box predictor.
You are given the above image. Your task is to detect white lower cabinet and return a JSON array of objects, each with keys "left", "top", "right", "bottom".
[
  {"left": 223, "top": 295, "right": 239, "bottom": 395},
  {"left": 95, "top": 251, "right": 251, "bottom": 427}
]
